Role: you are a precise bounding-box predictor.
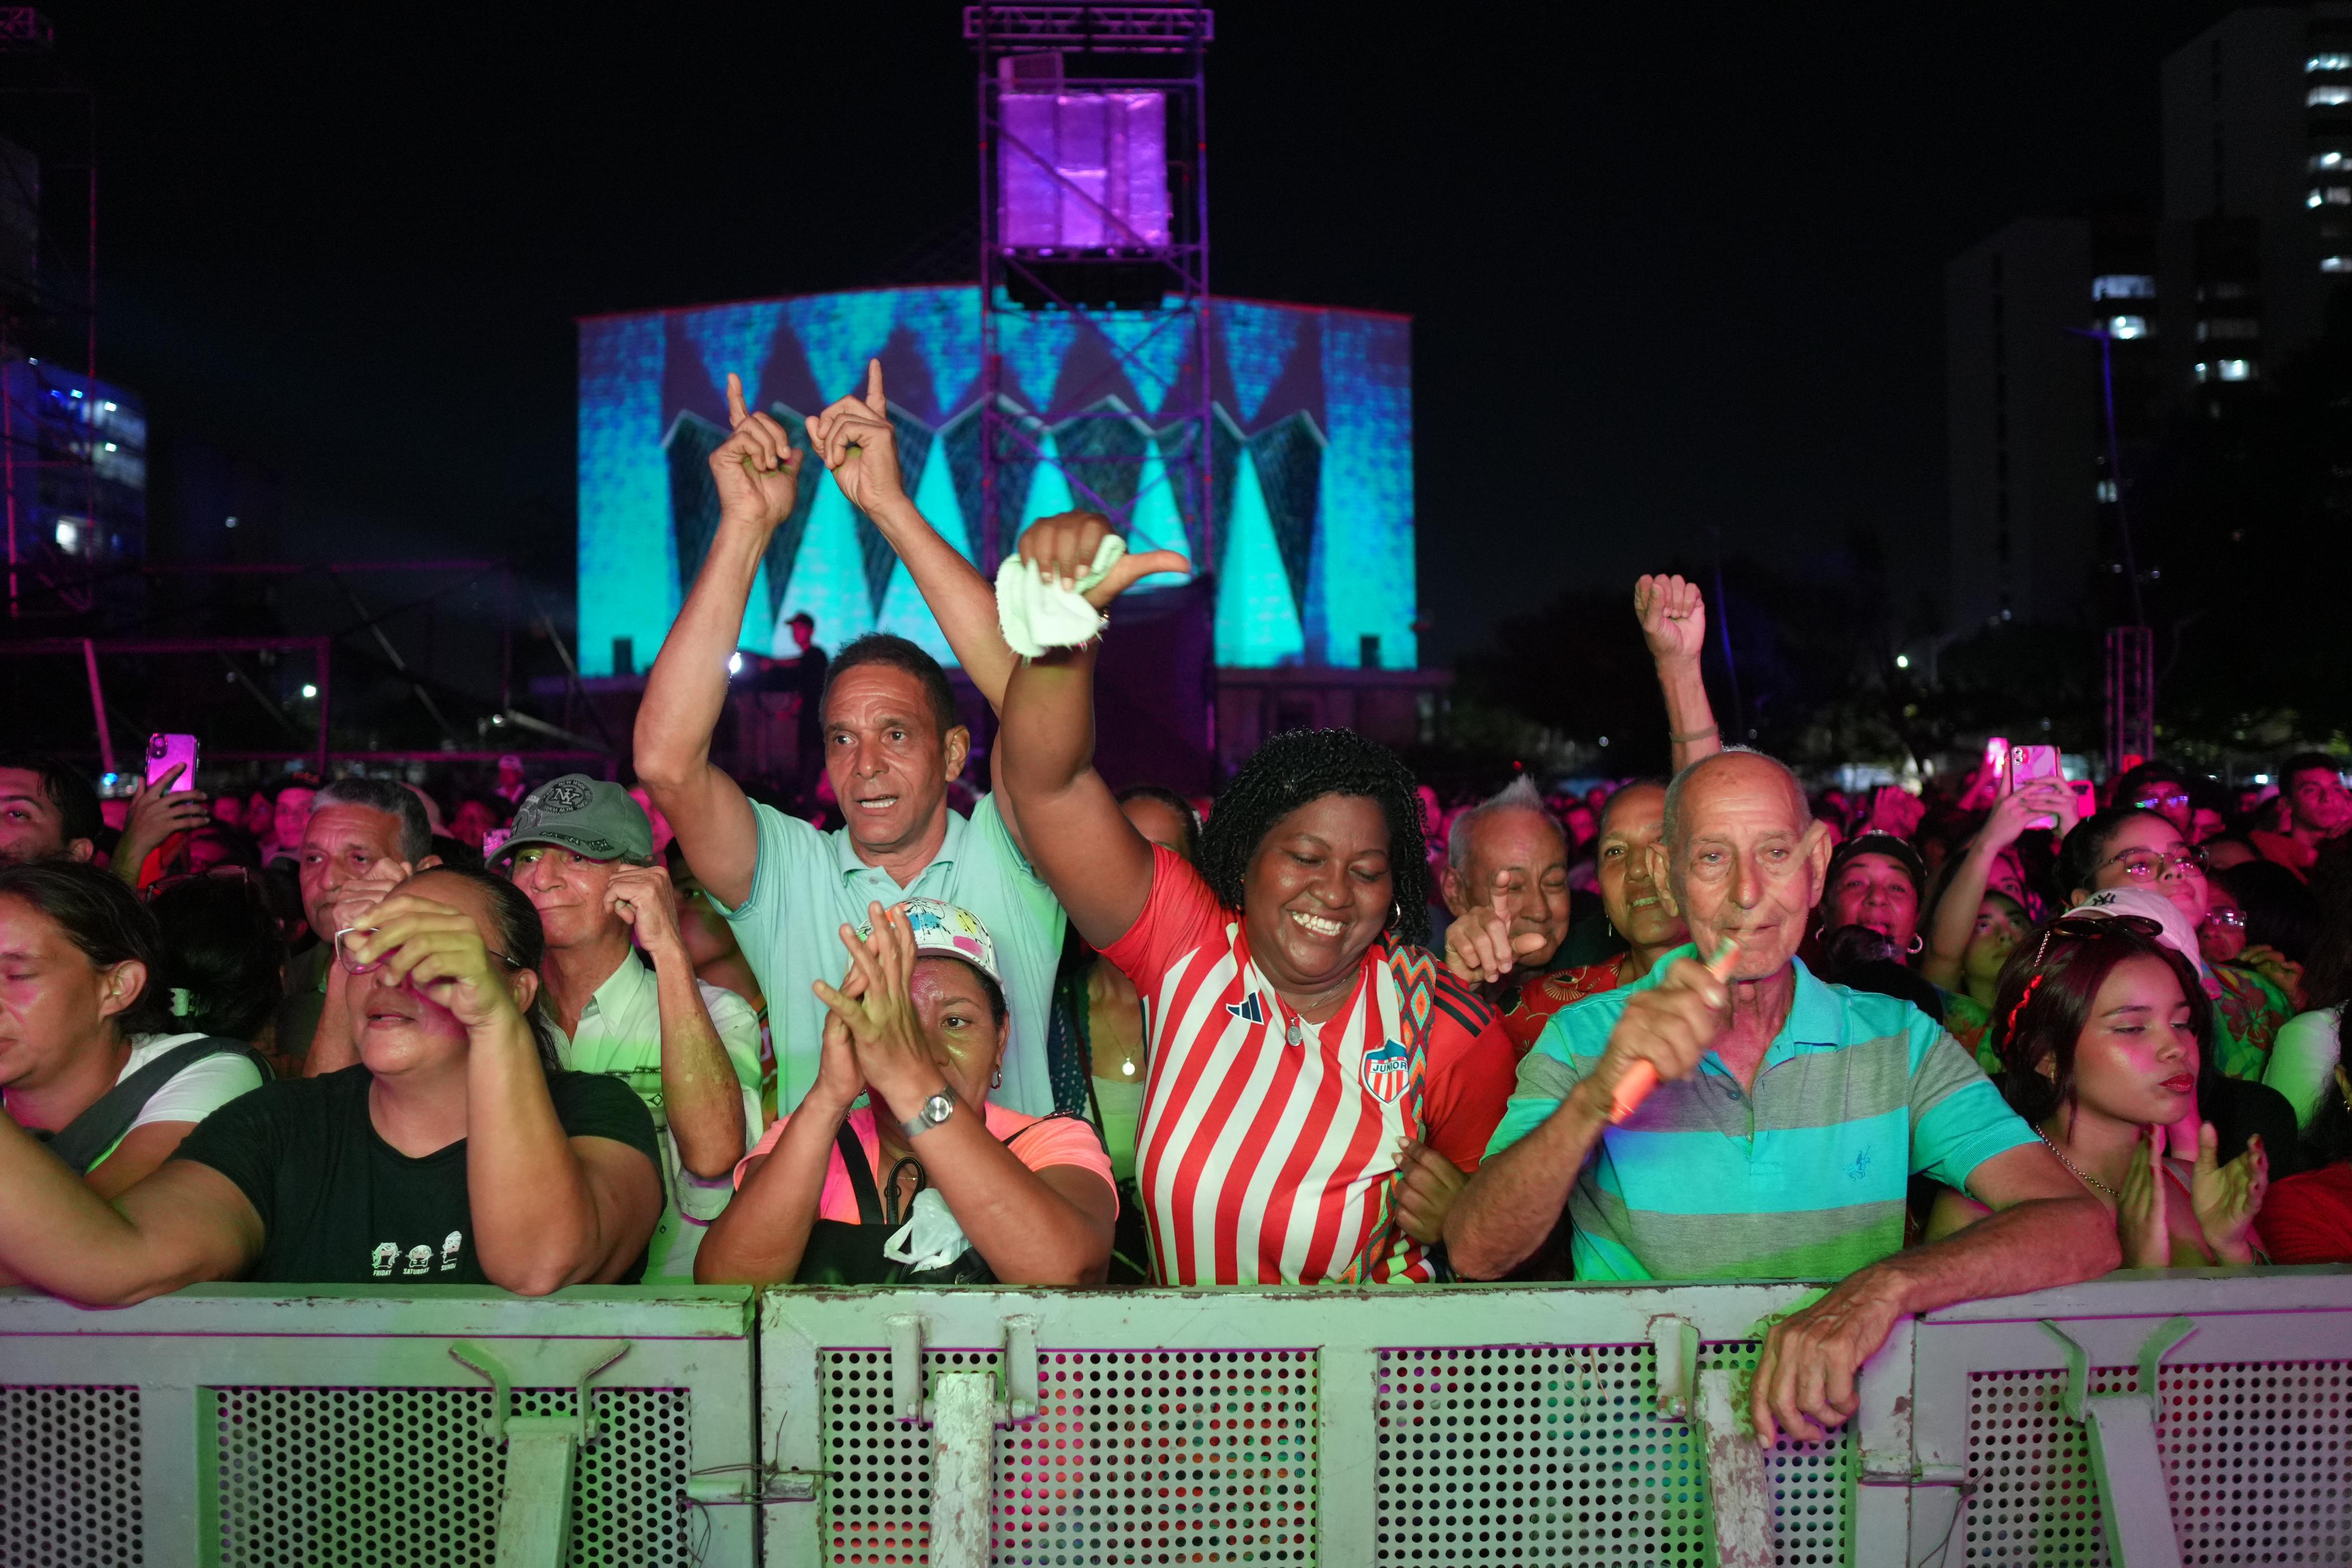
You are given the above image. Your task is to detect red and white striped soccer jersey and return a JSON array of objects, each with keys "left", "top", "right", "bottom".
[{"left": 1101, "top": 847, "right": 1517, "bottom": 1286}]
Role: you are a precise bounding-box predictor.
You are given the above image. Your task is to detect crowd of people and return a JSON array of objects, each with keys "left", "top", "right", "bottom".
[{"left": 1, "top": 357, "right": 2346, "bottom": 1446}]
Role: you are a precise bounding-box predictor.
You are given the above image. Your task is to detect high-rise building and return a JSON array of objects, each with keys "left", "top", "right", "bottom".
[{"left": 2160, "top": 3, "right": 2352, "bottom": 403}]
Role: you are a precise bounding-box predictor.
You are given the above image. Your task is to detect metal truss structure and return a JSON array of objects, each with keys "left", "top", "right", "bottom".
[{"left": 968, "top": 4, "right": 1214, "bottom": 574}]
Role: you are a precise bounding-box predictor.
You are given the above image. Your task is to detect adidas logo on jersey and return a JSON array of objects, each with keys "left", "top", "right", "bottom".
[{"left": 1225, "top": 993, "right": 1267, "bottom": 1025}]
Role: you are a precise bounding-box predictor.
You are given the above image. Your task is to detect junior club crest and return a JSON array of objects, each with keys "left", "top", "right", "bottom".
[{"left": 1361, "top": 1040, "right": 1411, "bottom": 1104}]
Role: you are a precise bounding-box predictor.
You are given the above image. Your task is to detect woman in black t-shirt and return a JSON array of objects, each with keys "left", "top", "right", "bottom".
[{"left": 0, "top": 866, "right": 662, "bottom": 1300}]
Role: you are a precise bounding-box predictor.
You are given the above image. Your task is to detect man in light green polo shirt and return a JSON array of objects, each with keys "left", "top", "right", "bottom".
[
  {"left": 495, "top": 777, "right": 764, "bottom": 1283},
  {"left": 1447, "top": 749, "right": 2120, "bottom": 1448},
  {"left": 639, "top": 362, "right": 1108, "bottom": 1119}
]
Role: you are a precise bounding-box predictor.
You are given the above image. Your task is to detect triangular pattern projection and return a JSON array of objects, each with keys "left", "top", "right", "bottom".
[
  {"left": 941, "top": 404, "right": 1022, "bottom": 573},
  {"left": 1215, "top": 440, "right": 1306, "bottom": 666},
  {"left": 890, "top": 287, "right": 983, "bottom": 415},
  {"left": 1218, "top": 302, "right": 1304, "bottom": 425},
  {"left": 873, "top": 438, "right": 977, "bottom": 665},
  {"left": 782, "top": 293, "right": 899, "bottom": 411},
  {"left": 1015, "top": 427, "right": 1079, "bottom": 528},
  {"left": 995, "top": 309, "right": 1081, "bottom": 414},
  {"left": 661, "top": 412, "right": 729, "bottom": 626},
  {"left": 776, "top": 482, "right": 879, "bottom": 650},
  {"left": 678, "top": 301, "right": 789, "bottom": 409},
  {"left": 1052, "top": 397, "right": 1148, "bottom": 522},
  {"left": 1125, "top": 438, "right": 1195, "bottom": 584},
  {"left": 849, "top": 407, "right": 939, "bottom": 620},
  {"left": 1092, "top": 310, "right": 1196, "bottom": 417},
  {"left": 1247, "top": 410, "right": 1327, "bottom": 621},
  {"left": 1201, "top": 405, "right": 1248, "bottom": 568},
  {"left": 760, "top": 405, "right": 827, "bottom": 632}
]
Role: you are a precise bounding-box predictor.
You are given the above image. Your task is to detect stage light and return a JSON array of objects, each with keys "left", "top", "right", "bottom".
[
  {"left": 300, "top": 683, "right": 318, "bottom": 699},
  {"left": 728, "top": 652, "right": 743, "bottom": 675},
  {"left": 1896, "top": 654, "right": 1910, "bottom": 669}
]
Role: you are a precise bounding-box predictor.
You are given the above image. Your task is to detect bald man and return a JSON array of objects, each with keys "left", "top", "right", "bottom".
[{"left": 1447, "top": 748, "right": 2118, "bottom": 1447}]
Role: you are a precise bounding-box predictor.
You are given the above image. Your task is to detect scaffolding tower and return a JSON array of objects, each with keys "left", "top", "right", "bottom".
[{"left": 967, "top": 5, "right": 1214, "bottom": 577}]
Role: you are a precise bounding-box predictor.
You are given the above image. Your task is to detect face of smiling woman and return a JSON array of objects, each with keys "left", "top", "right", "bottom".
[{"left": 1239, "top": 793, "right": 1394, "bottom": 1012}]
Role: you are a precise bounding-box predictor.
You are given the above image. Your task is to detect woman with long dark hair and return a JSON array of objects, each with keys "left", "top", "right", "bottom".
[{"left": 1927, "top": 913, "right": 2269, "bottom": 1267}]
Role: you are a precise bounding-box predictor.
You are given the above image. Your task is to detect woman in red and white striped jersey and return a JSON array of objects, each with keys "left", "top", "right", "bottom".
[{"left": 996, "top": 514, "right": 1517, "bottom": 1286}]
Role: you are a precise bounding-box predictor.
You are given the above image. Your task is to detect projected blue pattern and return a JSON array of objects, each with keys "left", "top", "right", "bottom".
[{"left": 576, "top": 287, "right": 1415, "bottom": 675}]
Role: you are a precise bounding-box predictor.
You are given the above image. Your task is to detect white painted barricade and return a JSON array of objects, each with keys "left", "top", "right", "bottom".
[{"left": 0, "top": 1284, "right": 760, "bottom": 1568}]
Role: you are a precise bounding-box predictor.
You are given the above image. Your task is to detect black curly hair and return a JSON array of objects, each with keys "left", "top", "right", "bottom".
[{"left": 1198, "top": 728, "right": 1430, "bottom": 948}]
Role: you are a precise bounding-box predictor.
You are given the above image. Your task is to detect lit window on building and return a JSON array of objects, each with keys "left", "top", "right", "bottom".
[
  {"left": 2319, "top": 151, "right": 2352, "bottom": 170},
  {"left": 2197, "top": 318, "right": 2260, "bottom": 340},
  {"left": 2091, "top": 274, "right": 2155, "bottom": 300},
  {"left": 2105, "top": 314, "right": 2148, "bottom": 339},
  {"left": 2310, "top": 52, "right": 2352, "bottom": 71},
  {"left": 2194, "top": 361, "right": 2210, "bottom": 382},
  {"left": 2310, "top": 86, "right": 2352, "bottom": 105},
  {"left": 2325, "top": 255, "right": 2352, "bottom": 272},
  {"left": 2097, "top": 479, "right": 2118, "bottom": 503},
  {"left": 53, "top": 519, "right": 80, "bottom": 552},
  {"left": 2217, "top": 359, "right": 2252, "bottom": 382}
]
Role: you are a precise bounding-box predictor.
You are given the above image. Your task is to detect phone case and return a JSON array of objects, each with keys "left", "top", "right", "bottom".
[{"left": 145, "top": 733, "right": 200, "bottom": 790}]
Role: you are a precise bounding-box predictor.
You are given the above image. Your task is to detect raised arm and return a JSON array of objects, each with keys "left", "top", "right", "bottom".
[
  {"left": 1920, "top": 785, "right": 2069, "bottom": 990},
  {"left": 634, "top": 374, "right": 799, "bottom": 910},
  {"left": 993, "top": 514, "right": 1188, "bottom": 947},
  {"left": 353, "top": 895, "right": 663, "bottom": 1294},
  {"left": 1634, "top": 574, "right": 1721, "bottom": 770},
  {"left": 604, "top": 864, "right": 747, "bottom": 1179},
  {"left": 809, "top": 361, "right": 1017, "bottom": 712},
  {"left": 111, "top": 764, "right": 208, "bottom": 890},
  {"left": 0, "top": 1117, "right": 260, "bottom": 1304}
]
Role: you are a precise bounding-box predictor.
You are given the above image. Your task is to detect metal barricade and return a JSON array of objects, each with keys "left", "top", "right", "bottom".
[
  {"left": 755, "top": 1271, "right": 2352, "bottom": 1567},
  {"left": 0, "top": 1283, "right": 761, "bottom": 1568},
  {"left": 5, "top": 1270, "right": 2347, "bottom": 1565}
]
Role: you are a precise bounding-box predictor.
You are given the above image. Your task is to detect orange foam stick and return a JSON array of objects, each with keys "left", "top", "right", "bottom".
[{"left": 1608, "top": 937, "right": 1741, "bottom": 1124}]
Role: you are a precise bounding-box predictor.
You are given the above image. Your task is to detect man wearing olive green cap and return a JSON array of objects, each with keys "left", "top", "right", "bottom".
[{"left": 494, "top": 775, "right": 766, "bottom": 1281}]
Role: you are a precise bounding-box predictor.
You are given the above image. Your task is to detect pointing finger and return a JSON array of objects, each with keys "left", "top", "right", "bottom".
[
  {"left": 726, "top": 372, "right": 748, "bottom": 427},
  {"left": 866, "top": 357, "right": 887, "bottom": 415}
]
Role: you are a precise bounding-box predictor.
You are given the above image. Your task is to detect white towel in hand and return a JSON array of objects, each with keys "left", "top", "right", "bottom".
[{"left": 995, "top": 535, "right": 1126, "bottom": 658}]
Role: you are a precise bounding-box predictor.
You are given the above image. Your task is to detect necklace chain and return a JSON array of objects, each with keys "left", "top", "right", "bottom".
[{"left": 2036, "top": 1129, "right": 2121, "bottom": 1200}]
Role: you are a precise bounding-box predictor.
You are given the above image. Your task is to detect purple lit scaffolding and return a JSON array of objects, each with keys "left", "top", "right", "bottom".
[{"left": 966, "top": 5, "right": 1214, "bottom": 574}]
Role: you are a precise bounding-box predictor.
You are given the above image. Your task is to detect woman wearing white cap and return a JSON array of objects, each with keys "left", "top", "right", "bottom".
[{"left": 697, "top": 896, "right": 1116, "bottom": 1287}]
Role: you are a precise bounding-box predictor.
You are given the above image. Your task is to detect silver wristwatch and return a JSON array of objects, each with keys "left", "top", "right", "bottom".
[{"left": 901, "top": 1085, "right": 957, "bottom": 1138}]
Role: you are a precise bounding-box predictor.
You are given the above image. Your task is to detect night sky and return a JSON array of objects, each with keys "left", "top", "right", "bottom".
[{"left": 51, "top": 2, "right": 2240, "bottom": 663}]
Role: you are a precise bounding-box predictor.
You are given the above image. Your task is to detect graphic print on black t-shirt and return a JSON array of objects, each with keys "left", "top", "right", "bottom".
[{"left": 169, "top": 1065, "right": 660, "bottom": 1286}]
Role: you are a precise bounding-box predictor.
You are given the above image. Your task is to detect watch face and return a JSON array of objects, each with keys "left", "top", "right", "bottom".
[{"left": 924, "top": 1093, "right": 954, "bottom": 1124}]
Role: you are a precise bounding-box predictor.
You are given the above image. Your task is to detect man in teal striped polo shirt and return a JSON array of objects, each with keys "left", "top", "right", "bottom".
[{"left": 1447, "top": 750, "right": 2118, "bottom": 1447}]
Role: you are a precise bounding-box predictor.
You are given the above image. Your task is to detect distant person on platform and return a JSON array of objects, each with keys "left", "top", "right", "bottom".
[
  {"left": 491, "top": 776, "right": 766, "bottom": 1282},
  {"left": 760, "top": 612, "right": 830, "bottom": 795},
  {"left": 494, "top": 754, "right": 530, "bottom": 808},
  {"left": 1446, "top": 748, "right": 2118, "bottom": 1448},
  {"left": 0, "top": 751, "right": 102, "bottom": 866},
  {"left": 637, "top": 360, "right": 1110, "bottom": 1117},
  {"left": 2252, "top": 753, "right": 2352, "bottom": 881}
]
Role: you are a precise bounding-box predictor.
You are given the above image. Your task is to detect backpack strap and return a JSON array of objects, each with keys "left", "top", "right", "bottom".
[{"left": 39, "top": 1037, "right": 270, "bottom": 1175}]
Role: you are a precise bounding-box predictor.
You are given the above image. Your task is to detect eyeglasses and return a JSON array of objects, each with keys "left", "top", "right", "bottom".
[
  {"left": 2027, "top": 911, "right": 2167, "bottom": 968},
  {"left": 2134, "top": 791, "right": 2190, "bottom": 812},
  {"left": 2200, "top": 908, "right": 2247, "bottom": 931},
  {"left": 2095, "top": 843, "right": 2207, "bottom": 881},
  {"left": 334, "top": 926, "right": 521, "bottom": 976}
]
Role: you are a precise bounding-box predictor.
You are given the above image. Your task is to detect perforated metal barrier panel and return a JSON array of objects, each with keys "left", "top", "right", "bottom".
[
  {"left": 209, "top": 1385, "right": 691, "bottom": 1567},
  {"left": 1373, "top": 1341, "right": 1849, "bottom": 1567},
  {"left": 1961, "top": 1360, "right": 2352, "bottom": 1566},
  {"left": 1, "top": 1385, "right": 143, "bottom": 1568},
  {"left": 822, "top": 1344, "right": 1321, "bottom": 1565}
]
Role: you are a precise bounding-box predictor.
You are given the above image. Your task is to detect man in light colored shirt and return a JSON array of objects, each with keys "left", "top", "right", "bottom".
[
  {"left": 495, "top": 776, "right": 764, "bottom": 1281},
  {"left": 639, "top": 363, "right": 1136, "bottom": 1117}
]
